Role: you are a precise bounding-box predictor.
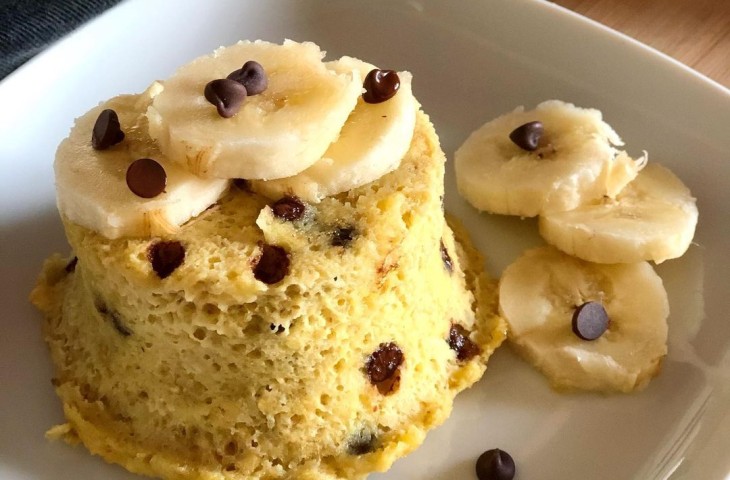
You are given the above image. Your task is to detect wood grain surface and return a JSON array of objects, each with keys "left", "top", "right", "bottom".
[{"left": 553, "top": 0, "right": 730, "bottom": 88}]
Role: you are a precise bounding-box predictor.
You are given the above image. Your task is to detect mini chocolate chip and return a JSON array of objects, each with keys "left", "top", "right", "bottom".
[
  {"left": 440, "top": 240, "right": 453, "bottom": 273},
  {"left": 94, "top": 297, "right": 132, "bottom": 337},
  {"left": 331, "top": 226, "right": 356, "bottom": 247},
  {"left": 365, "top": 342, "right": 404, "bottom": 395},
  {"left": 148, "top": 240, "right": 185, "bottom": 279},
  {"left": 204, "top": 78, "right": 247, "bottom": 118},
  {"left": 270, "top": 324, "right": 285, "bottom": 334},
  {"left": 271, "top": 196, "right": 305, "bottom": 221},
  {"left": 253, "top": 244, "right": 290, "bottom": 284},
  {"left": 572, "top": 301, "right": 609, "bottom": 340},
  {"left": 347, "top": 430, "right": 378, "bottom": 455},
  {"left": 476, "top": 449, "right": 516, "bottom": 480},
  {"left": 227, "top": 60, "right": 268, "bottom": 95},
  {"left": 362, "top": 69, "right": 400, "bottom": 104},
  {"left": 448, "top": 324, "right": 481, "bottom": 362},
  {"left": 92, "top": 109, "right": 125, "bottom": 150},
  {"left": 509, "top": 121, "right": 544, "bottom": 151},
  {"left": 65, "top": 256, "right": 78, "bottom": 273},
  {"left": 126, "top": 158, "right": 167, "bottom": 198},
  {"left": 233, "top": 178, "right": 251, "bottom": 191}
]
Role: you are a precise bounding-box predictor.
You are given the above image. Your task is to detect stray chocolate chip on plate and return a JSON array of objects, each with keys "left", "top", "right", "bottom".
[
  {"left": 448, "top": 324, "right": 481, "bottom": 361},
  {"left": 365, "top": 342, "right": 404, "bottom": 395},
  {"left": 204, "top": 78, "right": 247, "bottom": 118},
  {"left": 476, "top": 448, "right": 516, "bottom": 480},
  {"left": 126, "top": 158, "right": 167, "bottom": 198},
  {"left": 91, "top": 108, "right": 125, "bottom": 150},
  {"left": 253, "top": 244, "right": 290, "bottom": 284},
  {"left": 227, "top": 60, "right": 268, "bottom": 95},
  {"left": 148, "top": 240, "right": 185, "bottom": 279},
  {"left": 509, "top": 120, "right": 544, "bottom": 151},
  {"left": 271, "top": 196, "right": 306, "bottom": 221},
  {"left": 362, "top": 69, "right": 400, "bottom": 104},
  {"left": 572, "top": 301, "right": 609, "bottom": 340}
]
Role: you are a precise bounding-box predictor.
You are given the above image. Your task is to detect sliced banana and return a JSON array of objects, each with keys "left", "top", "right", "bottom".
[
  {"left": 499, "top": 246, "right": 669, "bottom": 393},
  {"left": 251, "top": 56, "right": 418, "bottom": 202},
  {"left": 146, "top": 40, "right": 363, "bottom": 180},
  {"left": 455, "top": 100, "right": 644, "bottom": 217},
  {"left": 55, "top": 86, "right": 230, "bottom": 239},
  {"left": 539, "top": 163, "right": 698, "bottom": 264}
]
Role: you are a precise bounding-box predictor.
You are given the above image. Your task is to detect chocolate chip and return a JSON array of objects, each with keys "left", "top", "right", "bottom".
[
  {"left": 331, "top": 226, "right": 356, "bottom": 247},
  {"left": 233, "top": 178, "right": 251, "bottom": 191},
  {"left": 476, "top": 449, "right": 516, "bottom": 480},
  {"left": 440, "top": 240, "right": 453, "bottom": 273},
  {"left": 91, "top": 109, "right": 125, "bottom": 150},
  {"left": 253, "top": 244, "right": 290, "bottom": 284},
  {"left": 94, "top": 298, "right": 132, "bottom": 337},
  {"left": 365, "top": 342, "right": 404, "bottom": 395},
  {"left": 509, "top": 121, "right": 544, "bottom": 151},
  {"left": 148, "top": 240, "right": 185, "bottom": 279},
  {"left": 448, "top": 324, "right": 481, "bottom": 362},
  {"left": 347, "top": 430, "right": 378, "bottom": 455},
  {"left": 204, "top": 78, "right": 247, "bottom": 118},
  {"left": 227, "top": 60, "right": 268, "bottom": 95},
  {"left": 126, "top": 158, "right": 167, "bottom": 198},
  {"left": 270, "top": 324, "right": 285, "bottom": 334},
  {"left": 362, "top": 69, "right": 400, "bottom": 104},
  {"left": 572, "top": 301, "right": 609, "bottom": 340},
  {"left": 271, "top": 196, "right": 305, "bottom": 221},
  {"left": 65, "top": 256, "right": 78, "bottom": 273}
]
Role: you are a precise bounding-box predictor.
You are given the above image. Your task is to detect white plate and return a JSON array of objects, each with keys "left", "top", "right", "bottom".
[{"left": 1, "top": 0, "right": 729, "bottom": 479}]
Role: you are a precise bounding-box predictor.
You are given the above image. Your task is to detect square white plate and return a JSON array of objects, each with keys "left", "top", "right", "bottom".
[{"left": 1, "top": 1, "right": 729, "bottom": 479}]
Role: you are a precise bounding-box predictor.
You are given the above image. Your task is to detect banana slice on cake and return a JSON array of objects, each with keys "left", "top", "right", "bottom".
[
  {"left": 146, "top": 40, "right": 363, "bottom": 180},
  {"left": 455, "top": 100, "right": 645, "bottom": 217},
  {"left": 55, "top": 85, "right": 230, "bottom": 239},
  {"left": 499, "top": 246, "right": 669, "bottom": 392},
  {"left": 252, "top": 56, "right": 418, "bottom": 202},
  {"left": 539, "top": 163, "right": 698, "bottom": 264}
]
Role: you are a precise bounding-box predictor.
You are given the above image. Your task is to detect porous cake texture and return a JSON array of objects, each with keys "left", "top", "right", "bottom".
[{"left": 32, "top": 112, "right": 506, "bottom": 479}]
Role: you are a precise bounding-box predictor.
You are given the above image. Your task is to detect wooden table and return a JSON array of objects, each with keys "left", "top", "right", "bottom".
[{"left": 553, "top": 0, "right": 730, "bottom": 88}]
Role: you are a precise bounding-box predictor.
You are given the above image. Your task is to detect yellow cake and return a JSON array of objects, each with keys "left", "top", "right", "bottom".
[{"left": 31, "top": 41, "right": 506, "bottom": 480}]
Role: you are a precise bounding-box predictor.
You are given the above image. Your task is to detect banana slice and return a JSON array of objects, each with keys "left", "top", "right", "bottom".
[
  {"left": 146, "top": 40, "right": 363, "bottom": 180},
  {"left": 499, "top": 246, "right": 669, "bottom": 392},
  {"left": 539, "top": 163, "right": 698, "bottom": 264},
  {"left": 251, "top": 56, "right": 418, "bottom": 202},
  {"left": 455, "top": 100, "right": 644, "bottom": 217},
  {"left": 55, "top": 86, "right": 230, "bottom": 239}
]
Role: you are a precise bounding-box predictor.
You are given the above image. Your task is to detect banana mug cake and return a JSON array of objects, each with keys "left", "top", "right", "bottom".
[{"left": 31, "top": 40, "right": 506, "bottom": 479}]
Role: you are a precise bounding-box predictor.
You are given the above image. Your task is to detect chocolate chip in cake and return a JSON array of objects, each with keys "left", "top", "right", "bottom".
[
  {"left": 509, "top": 121, "right": 544, "bottom": 151},
  {"left": 91, "top": 108, "right": 125, "bottom": 150},
  {"left": 572, "top": 301, "right": 609, "bottom": 341},
  {"left": 271, "top": 196, "right": 306, "bottom": 221},
  {"left": 148, "top": 240, "right": 186, "bottom": 279},
  {"left": 476, "top": 448, "right": 516, "bottom": 480},
  {"left": 347, "top": 429, "right": 378, "bottom": 455},
  {"left": 440, "top": 240, "right": 453, "bottom": 273},
  {"left": 253, "top": 244, "right": 290, "bottom": 284},
  {"left": 448, "top": 324, "right": 481, "bottom": 362},
  {"left": 365, "top": 342, "right": 404, "bottom": 395},
  {"left": 126, "top": 158, "right": 167, "bottom": 198},
  {"left": 362, "top": 69, "right": 400, "bottom": 104},
  {"left": 65, "top": 256, "right": 78, "bottom": 273},
  {"left": 270, "top": 323, "right": 285, "bottom": 334},
  {"left": 94, "top": 298, "right": 132, "bottom": 337},
  {"left": 227, "top": 60, "right": 268, "bottom": 95},
  {"left": 204, "top": 78, "right": 247, "bottom": 118},
  {"left": 233, "top": 178, "right": 251, "bottom": 191},
  {"left": 331, "top": 226, "right": 356, "bottom": 247}
]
